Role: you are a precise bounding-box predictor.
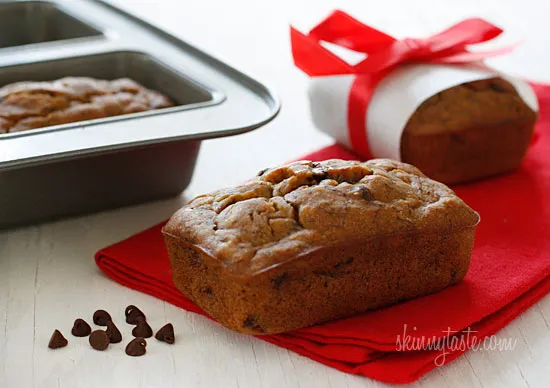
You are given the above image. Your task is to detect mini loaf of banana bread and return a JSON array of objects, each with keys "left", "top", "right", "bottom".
[
  {"left": 163, "top": 159, "right": 480, "bottom": 334},
  {"left": 401, "top": 77, "right": 537, "bottom": 184},
  {"left": 0, "top": 77, "right": 174, "bottom": 134}
]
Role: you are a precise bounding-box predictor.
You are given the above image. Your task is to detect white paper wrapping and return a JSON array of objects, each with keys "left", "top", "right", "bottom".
[{"left": 308, "top": 64, "right": 539, "bottom": 161}]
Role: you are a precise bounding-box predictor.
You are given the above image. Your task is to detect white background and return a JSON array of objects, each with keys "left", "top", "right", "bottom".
[{"left": 2, "top": 0, "right": 550, "bottom": 387}]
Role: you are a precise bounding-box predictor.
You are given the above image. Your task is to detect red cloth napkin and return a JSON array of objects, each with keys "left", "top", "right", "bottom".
[{"left": 96, "top": 83, "right": 550, "bottom": 384}]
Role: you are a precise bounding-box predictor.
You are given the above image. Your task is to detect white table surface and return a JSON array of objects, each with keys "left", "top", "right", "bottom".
[{"left": 2, "top": 0, "right": 550, "bottom": 387}]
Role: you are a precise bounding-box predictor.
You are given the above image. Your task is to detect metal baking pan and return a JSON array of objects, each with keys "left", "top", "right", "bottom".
[
  {"left": 0, "top": 1, "right": 103, "bottom": 49},
  {"left": 0, "top": 0, "right": 279, "bottom": 229}
]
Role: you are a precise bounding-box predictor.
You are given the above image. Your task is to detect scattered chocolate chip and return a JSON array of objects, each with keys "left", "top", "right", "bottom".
[
  {"left": 89, "top": 330, "right": 110, "bottom": 351},
  {"left": 93, "top": 310, "right": 112, "bottom": 326},
  {"left": 105, "top": 321, "right": 122, "bottom": 344},
  {"left": 125, "top": 305, "right": 146, "bottom": 325},
  {"left": 132, "top": 316, "right": 153, "bottom": 338},
  {"left": 48, "top": 330, "right": 68, "bottom": 349},
  {"left": 125, "top": 337, "right": 147, "bottom": 357},
  {"left": 71, "top": 318, "right": 92, "bottom": 337},
  {"left": 155, "top": 323, "right": 175, "bottom": 344}
]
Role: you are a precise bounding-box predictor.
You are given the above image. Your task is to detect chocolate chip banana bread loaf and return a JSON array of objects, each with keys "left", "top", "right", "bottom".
[
  {"left": 401, "top": 77, "right": 537, "bottom": 184},
  {"left": 0, "top": 77, "right": 174, "bottom": 134},
  {"left": 163, "top": 159, "right": 479, "bottom": 334}
]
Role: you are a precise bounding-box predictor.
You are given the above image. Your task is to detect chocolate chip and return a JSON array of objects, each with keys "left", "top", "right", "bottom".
[
  {"left": 271, "top": 272, "right": 288, "bottom": 290},
  {"left": 312, "top": 168, "right": 328, "bottom": 182},
  {"left": 423, "top": 92, "right": 442, "bottom": 106},
  {"left": 71, "top": 318, "right": 91, "bottom": 337},
  {"left": 451, "top": 268, "right": 458, "bottom": 282},
  {"left": 125, "top": 305, "right": 146, "bottom": 325},
  {"left": 125, "top": 337, "right": 147, "bottom": 357},
  {"left": 132, "top": 316, "right": 153, "bottom": 338},
  {"left": 187, "top": 249, "right": 203, "bottom": 267},
  {"left": 93, "top": 310, "right": 111, "bottom": 326},
  {"left": 105, "top": 321, "right": 122, "bottom": 344},
  {"left": 256, "top": 168, "right": 269, "bottom": 177},
  {"left": 89, "top": 330, "right": 110, "bottom": 351},
  {"left": 313, "top": 268, "right": 335, "bottom": 278},
  {"left": 450, "top": 133, "right": 466, "bottom": 145},
  {"left": 358, "top": 186, "right": 375, "bottom": 201},
  {"left": 333, "top": 257, "right": 354, "bottom": 270},
  {"left": 463, "top": 81, "right": 485, "bottom": 92},
  {"left": 489, "top": 80, "right": 513, "bottom": 93},
  {"left": 200, "top": 286, "right": 213, "bottom": 296},
  {"left": 243, "top": 314, "right": 263, "bottom": 331},
  {"left": 48, "top": 330, "right": 68, "bottom": 349},
  {"left": 155, "top": 323, "right": 175, "bottom": 344}
]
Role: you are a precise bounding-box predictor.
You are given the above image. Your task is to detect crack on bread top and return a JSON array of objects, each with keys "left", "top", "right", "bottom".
[{"left": 164, "top": 159, "right": 479, "bottom": 275}]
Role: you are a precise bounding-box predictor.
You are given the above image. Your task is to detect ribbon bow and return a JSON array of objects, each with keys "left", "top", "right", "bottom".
[
  {"left": 291, "top": 10, "right": 516, "bottom": 157},
  {"left": 291, "top": 10, "right": 513, "bottom": 77}
]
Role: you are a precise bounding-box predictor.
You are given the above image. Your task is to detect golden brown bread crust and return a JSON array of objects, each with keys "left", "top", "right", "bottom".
[
  {"left": 163, "top": 159, "right": 479, "bottom": 334},
  {"left": 402, "top": 77, "right": 537, "bottom": 184},
  {"left": 0, "top": 77, "right": 174, "bottom": 133}
]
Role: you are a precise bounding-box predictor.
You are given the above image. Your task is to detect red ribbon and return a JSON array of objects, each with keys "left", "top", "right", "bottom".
[{"left": 291, "top": 10, "right": 516, "bottom": 158}]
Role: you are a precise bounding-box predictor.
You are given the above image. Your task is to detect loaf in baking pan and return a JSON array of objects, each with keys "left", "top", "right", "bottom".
[
  {"left": 0, "top": 77, "right": 174, "bottom": 134},
  {"left": 163, "top": 159, "right": 479, "bottom": 334},
  {"left": 401, "top": 77, "right": 537, "bottom": 184}
]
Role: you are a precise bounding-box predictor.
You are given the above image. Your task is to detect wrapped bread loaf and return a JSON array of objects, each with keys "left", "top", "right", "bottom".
[
  {"left": 309, "top": 65, "right": 538, "bottom": 185},
  {"left": 293, "top": 11, "right": 539, "bottom": 184}
]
